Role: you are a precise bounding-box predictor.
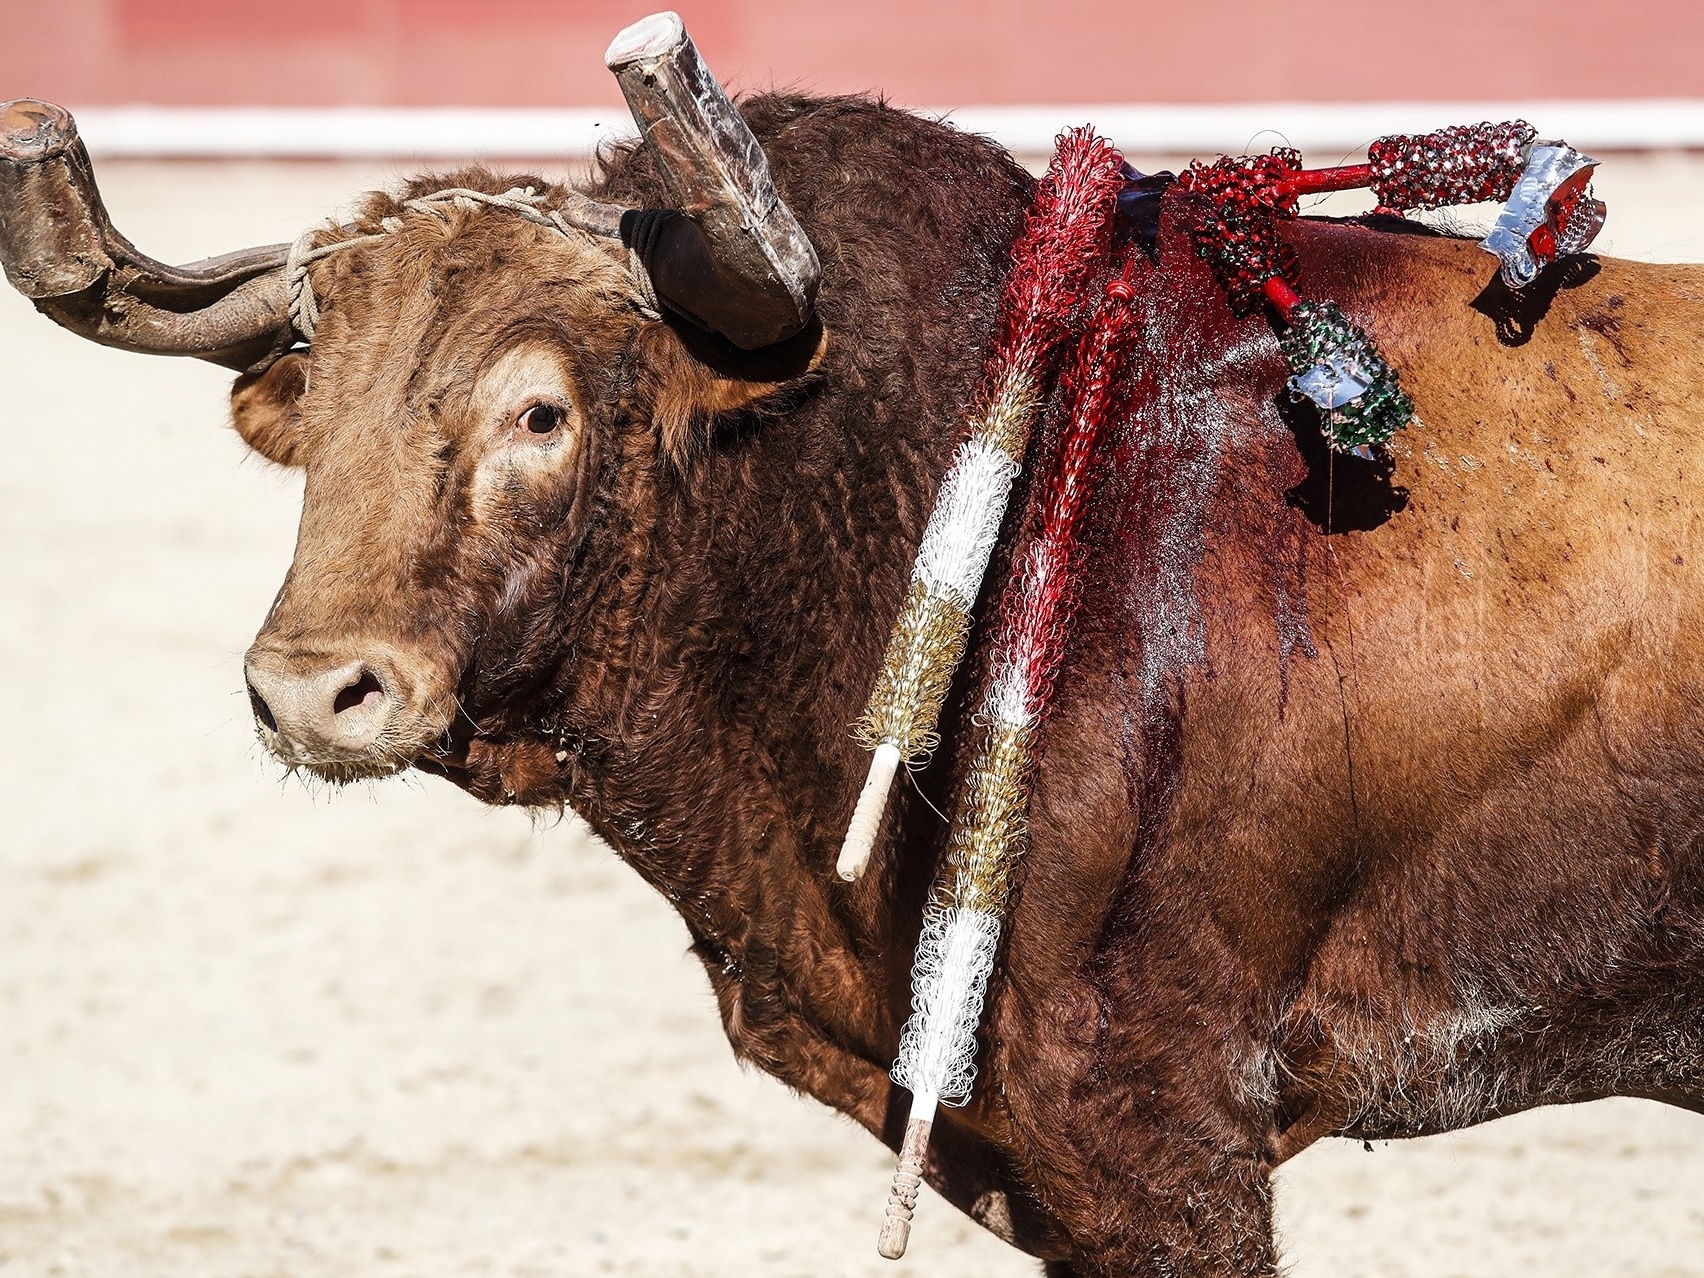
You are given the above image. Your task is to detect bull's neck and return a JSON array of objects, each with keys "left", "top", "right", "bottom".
[
  {"left": 503, "top": 490, "right": 915, "bottom": 1083},
  {"left": 528, "top": 380, "right": 970, "bottom": 1074},
  {"left": 600, "top": 450, "right": 932, "bottom": 874}
]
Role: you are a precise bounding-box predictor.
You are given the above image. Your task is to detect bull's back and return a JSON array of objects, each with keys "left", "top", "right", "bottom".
[
  {"left": 1229, "top": 237, "right": 1704, "bottom": 1134},
  {"left": 1010, "top": 226, "right": 1704, "bottom": 1144},
  {"left": 1192, "top": 237, "right": 1704, "bottom": 848}
]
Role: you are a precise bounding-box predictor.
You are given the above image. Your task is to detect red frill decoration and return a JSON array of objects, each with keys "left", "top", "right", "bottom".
[
  {"left": 1367, "top": 120, "right": 1536, "bottom": 211},
  {"left": 1174, "top": 119, "right": 1545, "bottom": 313},
  {"left": 991, "top": 127, "right": 1130, "bottom": 378},
  {"left": 1174, "top": 150, "right": 1304, "bottom": 314},
  {"left": 993, "top": 257, "right": 1144, "bottom": 725}
]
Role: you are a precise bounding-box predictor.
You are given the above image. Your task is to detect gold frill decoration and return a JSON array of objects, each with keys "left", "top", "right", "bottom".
[
  {"left": 853, "top": 368, "right": 1040, "bottom": 762},
  {"left": 941, "top": 719, "right": 1032, "bottom": 915}
]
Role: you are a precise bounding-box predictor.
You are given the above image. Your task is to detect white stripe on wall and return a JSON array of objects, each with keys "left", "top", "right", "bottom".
[{"left": 65, "top": 100, "right": 1704, "bottom": 160}]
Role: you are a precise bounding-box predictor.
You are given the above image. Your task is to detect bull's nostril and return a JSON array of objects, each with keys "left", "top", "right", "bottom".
[
  {"left": 246, "top": 678, "right": 279, "bottom": 733},
  {"left": 333, "top": 669, "right": 386, "bottom": 717}
]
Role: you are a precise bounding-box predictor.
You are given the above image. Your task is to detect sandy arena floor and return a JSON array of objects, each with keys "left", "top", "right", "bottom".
[{"left": 2, "top": 152, "right": 1703, "bottom": 1277}]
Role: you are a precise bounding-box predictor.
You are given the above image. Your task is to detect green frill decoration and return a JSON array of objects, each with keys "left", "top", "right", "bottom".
[{"left": 1278, "top": 300, "right": 1415, "bottom": 453}]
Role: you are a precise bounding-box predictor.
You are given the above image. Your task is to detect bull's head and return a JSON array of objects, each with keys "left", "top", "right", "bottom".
[{"left": 0, "top": 13, "right": 824, "bottom": 790}]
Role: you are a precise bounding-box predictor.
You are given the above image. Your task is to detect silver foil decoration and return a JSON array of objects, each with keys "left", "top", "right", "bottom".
[
  {"left": 1480, "top": 142, "right": 1605, "bottom": 288},
  {"left": 1292, "top": 350, "right": 1375, "bottom": 410}
]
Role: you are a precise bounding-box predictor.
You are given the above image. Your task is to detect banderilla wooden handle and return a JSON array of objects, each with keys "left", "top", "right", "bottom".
[
  {"left": 878, "top": 1116, "right": 932, "bottom": 1260},
  {"left": 838, "top": 741, "right": 901, "bottom": 881}
]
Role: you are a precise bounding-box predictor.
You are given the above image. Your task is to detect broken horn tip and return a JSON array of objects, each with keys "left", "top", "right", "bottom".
[
  {"left": 0, "top": 98, "right": 74, "bottom": 158},
  {"left": 0, "top": 96, "right": 69, "bottom": 138},
  {"left": 604, "top": 11, "right": 687, "bottom": 69}
]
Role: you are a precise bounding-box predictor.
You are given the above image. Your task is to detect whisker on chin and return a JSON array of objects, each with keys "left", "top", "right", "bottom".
[{"left": 251, "top": 726, "right": 418, "bottom": 788}]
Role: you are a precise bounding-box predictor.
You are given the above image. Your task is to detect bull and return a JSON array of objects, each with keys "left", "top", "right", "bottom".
[{"left": 2, "top": 19, "right": 1701, "bottom": 1276}]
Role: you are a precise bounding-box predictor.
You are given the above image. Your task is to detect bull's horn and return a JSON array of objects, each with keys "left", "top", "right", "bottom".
[
  {"left": 0, "top": 99, "right": 291, "bottom": 370},
  {"left": 606, "top": 12, "right": 821, "bottom": 350}
]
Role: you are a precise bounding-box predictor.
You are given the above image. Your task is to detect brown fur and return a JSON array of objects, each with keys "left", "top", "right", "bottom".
[{"left": 227, "top": 96, "right": 1703, "bottom": 1274}]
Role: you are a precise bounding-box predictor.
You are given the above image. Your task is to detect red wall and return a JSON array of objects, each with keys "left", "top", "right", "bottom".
[{"left": 5, "top": 0, "right": 1703, "bottom": 108}]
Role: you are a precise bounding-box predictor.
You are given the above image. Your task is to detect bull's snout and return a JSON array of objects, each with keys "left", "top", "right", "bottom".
[
  {"left": 243, "top": 646, "right": 438, "bottom": 779},
  {"left": 245, "top": 656, "right": 390, "bottom": 747}
]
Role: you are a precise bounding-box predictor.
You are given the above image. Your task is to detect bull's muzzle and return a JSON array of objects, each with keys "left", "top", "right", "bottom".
[{"left": 243, "top": 644, "right": 450, "bottom": 780}]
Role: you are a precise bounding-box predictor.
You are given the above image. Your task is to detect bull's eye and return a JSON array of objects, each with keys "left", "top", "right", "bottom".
[{"left": 517, "top": 403, "right": 563, "bottom": 435}]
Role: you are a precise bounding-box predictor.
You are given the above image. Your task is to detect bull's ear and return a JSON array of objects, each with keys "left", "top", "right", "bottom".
[
  {"left": 634, "top": 316, "right": 828, "bottom": 462},
  {"left": 230, "top": 353, "right": 312, "bottom": 467}
]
